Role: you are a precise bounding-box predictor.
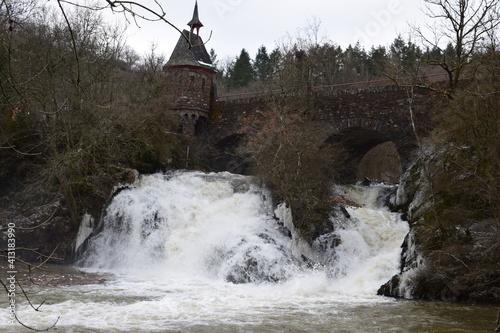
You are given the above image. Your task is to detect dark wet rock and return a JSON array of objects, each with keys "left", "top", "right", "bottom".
[
  {"left": 379, "top": 153, "right": 500, "bottom": 304},
  {"left": 377, "top": 275, "right": 400, "bottom": 297},
  {"left": 0, "top": 196, "right": 76, "bottom": 264}
]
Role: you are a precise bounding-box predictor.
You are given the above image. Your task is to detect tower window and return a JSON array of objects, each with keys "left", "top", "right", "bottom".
[{"left": 201, "top": 78, "right": 206, "bottom": 91}]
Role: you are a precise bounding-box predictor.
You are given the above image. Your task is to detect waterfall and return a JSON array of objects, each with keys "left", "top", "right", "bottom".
[
  {"left": 78, "top": 171, "right": 409, "bottom": 295},
  {"left": 312, "top": 184, "right": 410, "bottom": 294},
  {"left": 79, "top": 171, "right": 298, "bottom": 283},
  {"left": 3, "top": 172, "right": 494, "bottom": 332},
  {"left": 75, "top": 213, "right": 94, "bottom": 254}
]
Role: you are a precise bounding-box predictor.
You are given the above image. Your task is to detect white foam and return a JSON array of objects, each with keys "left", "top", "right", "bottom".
[{"left": 8, "top": 172, "right": 411, "bottom": 331}]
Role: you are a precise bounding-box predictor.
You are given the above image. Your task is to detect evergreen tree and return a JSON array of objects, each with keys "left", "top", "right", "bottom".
[
  {"left": 254, "top": 45, "right": 271, "bottom": 82},
  {"left": 229, "top": 48, "right": 255, "bottom": 89},
  {"left": 424, "top": 46, "right": 442, "bottom": 63},
  {"left": 268, "top": 48, "right": 282, "bottom": 78},
  {"left": 368, "top": 46, "right": 387, "bottom": 77},
  {"left": 390, "top": 35, "right": 406, "bottom": 72},
  {"left": 311, "top": 43, "right": 343, "bottom": 85},
  {"left": 209, "top": 48, "right": 218, "bottom": 69},
  {"left": 341, "top": 43, "right": 369, "bottom": 79},
  {"left": 390, "top": 35, "right": 422, "bottom": 75},
  {"left": 443, "top": 42, "right": 457, "bottom": 69},
  {"left": 403, "top": 40, "right": 422, "bottom": 74}
]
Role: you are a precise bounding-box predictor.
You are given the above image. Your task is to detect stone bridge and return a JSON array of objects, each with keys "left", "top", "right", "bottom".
[
  {"left": 162, "top": 5, "right": 443, "bottom": 184},
  {"left": 207, "top": 80, "right": 441, "bottom": 183}
]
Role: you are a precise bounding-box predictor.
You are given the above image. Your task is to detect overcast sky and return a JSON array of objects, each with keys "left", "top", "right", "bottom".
[{"left": 121, "top": 0, "right": 431, "bottom": 61}]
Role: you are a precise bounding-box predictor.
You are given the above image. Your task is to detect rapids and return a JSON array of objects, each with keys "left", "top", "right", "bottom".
[
  {"left": 1, "top": 171, "right": 497, "bottom": 332},
  {"left": 79, "top": 171, "right": 408, "bottom": 290}
]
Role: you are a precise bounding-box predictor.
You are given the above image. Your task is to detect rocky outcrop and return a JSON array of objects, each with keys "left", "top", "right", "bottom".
[
  {"left": 0, "top": 169, "right": 140, "bottom": 265},
  {"left": 0, "top": 195, "right": 76, "bottom": 264},
  {"left": 379, "top": 148, "right": 500, "bottom": 303}
]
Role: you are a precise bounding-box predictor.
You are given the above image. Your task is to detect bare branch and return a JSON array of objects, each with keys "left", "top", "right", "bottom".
[
  {"left": 0, "top": 208, "right": 59, "bottom": 232},
  {"left": 0, "top": 266, "right": 60, "bottom": 331},
  {"left": 416, "top": 0, "right": 500, "bottom": 92},
  {"left": 56, "top": 0, "right": 81, "bottom": 85},
  {"left": 14, "top": 311, "right": 59, "bottom": 332},
  {"left": 436, "top": 250, "right": 469, "bottom": 268},
  {"left": 58, "top": 0, "right": 193, "bottom": 47}
]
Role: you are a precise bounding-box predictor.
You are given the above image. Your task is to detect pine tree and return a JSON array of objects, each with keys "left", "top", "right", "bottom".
[
  {"left": 254, "top": 45, "right": 271, "bottom": 82},
  {"left": 209, "top": 48, "right": 218, "bottom": 69},
  {"left": 390, "top": 35, "right": 422, "bottom": 75},
  {"left": 341, "top": 43, "right": 369, "bottom": 79},
  {"left": 268, "top": 48, "right": 282, "bottom": 79},
  {"left": 229, "top": 48, "right": 255, "bottom": 89},
  {"left": 368, "top": 46, "right": 387, "bottom": 77}
]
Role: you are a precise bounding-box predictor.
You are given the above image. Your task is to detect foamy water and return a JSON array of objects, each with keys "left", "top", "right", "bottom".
[{"left": 1, "top": 172, "right": 495, "bottom": 332}]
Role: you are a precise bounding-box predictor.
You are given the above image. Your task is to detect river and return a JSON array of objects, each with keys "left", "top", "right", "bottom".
[{"left": 1, "top": 171, "right": 498, "bottom": 332}]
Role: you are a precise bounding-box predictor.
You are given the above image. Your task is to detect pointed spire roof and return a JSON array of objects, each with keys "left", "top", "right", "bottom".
[
  {"left": 165, "top": 2, "right": 215, "bottom": 72},
  {"left": 187, "top": 1, "right": 203, "bottom": 37},
  {"left": 165, "top": 30, "right": 215, "bottom": 72}
]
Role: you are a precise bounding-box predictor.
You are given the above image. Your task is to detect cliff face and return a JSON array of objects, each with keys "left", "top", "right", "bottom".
[
  {"left": 379, "top": 146, "right": 500, "bottom": 303},
  {"left": 0, "top": 169, "right": 142, "bottom": 265},
  {"left": 0, "top": 195, "right": 76, "bottom": 264}
]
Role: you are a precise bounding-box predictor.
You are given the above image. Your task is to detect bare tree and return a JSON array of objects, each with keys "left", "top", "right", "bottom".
[
  {"left": 1, "top": 3, "right": 183, "bottom": 329},
  {"left": 414, "top": 0, "right": 500, "bottom": 95},
  {"left": 238, "top": 98, "right": 348, "bottom": 243},
  {"left": 56, "top": 0, "right": 190, "bottom": 43}
]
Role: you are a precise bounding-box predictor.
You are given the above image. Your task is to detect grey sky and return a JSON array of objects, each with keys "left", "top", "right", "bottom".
[{"left": 123, "top": 0, "right": 430, "bottom": 61}]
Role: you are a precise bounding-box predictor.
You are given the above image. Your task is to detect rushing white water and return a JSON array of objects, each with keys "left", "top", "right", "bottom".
[
  {"left": 79, "top": 172, "right": 408, "bottom": 288},
  {"left": 313, "top": 185, "right": 411, "bottom": 295},
  {"left": 80, "top": 171, "right": 298, "bottom": 283},
  {"left": 2, "top": 171, "right": 421, "bottom": 332}
]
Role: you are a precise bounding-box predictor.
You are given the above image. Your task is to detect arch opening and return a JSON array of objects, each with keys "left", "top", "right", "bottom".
[
  {"left": 326, "top": 127, "right": 402, "bottom": 184},
  {"left": 212, "top": 134, "right": 249, "bottom": 174}
]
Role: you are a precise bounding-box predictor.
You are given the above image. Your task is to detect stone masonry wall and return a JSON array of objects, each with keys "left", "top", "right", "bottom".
[
  {"left": 165, "top": 66, "right": 215, "bottom": 115},
  {"left": 209, "top": 85, "right": 439, "bottom": 162}
]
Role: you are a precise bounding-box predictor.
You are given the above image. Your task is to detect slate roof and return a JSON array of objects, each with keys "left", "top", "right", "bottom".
[{"left": 165, "top": 30, "right": 215, "bottom": 71}]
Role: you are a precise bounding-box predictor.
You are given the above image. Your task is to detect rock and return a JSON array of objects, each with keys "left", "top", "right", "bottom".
[
  {"left": 377, "top": 274, "right": 401, "bottom": 297},
  {"left": 120, "top": 168, "right": 139, "bottom": 185},
  {"left": 379, "top": 149, "right": 500, "bottom": 303},
  {"left": 0, "top": 196, "right": 75, "bottom": 264}
]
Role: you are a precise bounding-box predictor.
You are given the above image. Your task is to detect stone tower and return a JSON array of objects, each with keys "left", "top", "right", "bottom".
[{"left": 164, "top": 1, "right": 216, "bottom": 136}]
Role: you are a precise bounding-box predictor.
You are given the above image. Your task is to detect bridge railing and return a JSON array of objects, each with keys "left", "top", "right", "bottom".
[{"left": 216, "top": 73, "right": 448, "bottom": 102}]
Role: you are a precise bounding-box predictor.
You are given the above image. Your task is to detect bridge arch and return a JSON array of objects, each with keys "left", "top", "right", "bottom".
[
  {"left": 212, "top": 134, "right": 249, "bottom": 174},
  {"left": 326, "top": 127, "right": 402, "bottom": 184},
  {"left": 209, "top": 84, "right": 437, "bottom": 182}
]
